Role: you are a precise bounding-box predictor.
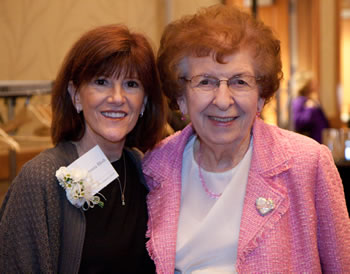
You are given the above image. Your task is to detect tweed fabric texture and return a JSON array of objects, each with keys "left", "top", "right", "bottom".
[
  {"left": 0, "top": 142, "right": 146, "bottom": 273},
  {"left": 143, "top": 118, "right": 350, "bottom": 273},
  {"left": 0, "top": 142, "right": 78, "bottom": 273}
]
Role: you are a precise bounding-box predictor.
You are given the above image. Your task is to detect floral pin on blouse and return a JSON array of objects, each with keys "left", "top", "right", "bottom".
[
  {"left": 56, "top": 145, "right": 119, "bottom": 210},
  {"left": 56, "top": 167, "right": 105, "bottom": 210}
]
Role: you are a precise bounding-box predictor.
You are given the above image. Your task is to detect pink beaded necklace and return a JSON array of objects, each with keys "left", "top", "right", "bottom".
[{"left": 197, "top": 142, "right": 222, "bottom": 199}]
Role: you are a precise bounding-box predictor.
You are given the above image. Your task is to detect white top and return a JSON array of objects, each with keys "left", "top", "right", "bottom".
[{"left": 175, "top": 135, "right": 253, "bottom": 274}]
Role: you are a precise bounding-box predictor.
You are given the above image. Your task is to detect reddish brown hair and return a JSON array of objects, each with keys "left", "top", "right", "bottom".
[
  {"left": 51, "top": 24, "right": 167, "bottom": 152},
  {"left": 157, "top": 4, "right": 283, "bottom": 109}
]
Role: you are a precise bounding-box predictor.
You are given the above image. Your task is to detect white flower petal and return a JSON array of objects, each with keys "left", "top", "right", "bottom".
[
  {"left": 56, "top": 166, "right": 101, "bottom": 210},
  {"left": 55, "top": 166, "right": 69, "bottom": 181}
]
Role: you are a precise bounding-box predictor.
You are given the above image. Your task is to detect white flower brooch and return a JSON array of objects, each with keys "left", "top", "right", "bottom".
[{"left": 56, "top": 166, "right": 105, "bottom": 211}]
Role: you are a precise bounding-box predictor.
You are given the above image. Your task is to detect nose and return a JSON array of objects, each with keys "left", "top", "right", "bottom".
[
  {"left": 108, "top": 83, "right": 125, "bottom": 105},
  {"left": 212, "top": 81, "right": 234, "bottom": 110}
]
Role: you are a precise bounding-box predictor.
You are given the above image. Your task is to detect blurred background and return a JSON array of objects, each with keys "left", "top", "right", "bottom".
[{"left": 1, "top": 0, "right": 349, "bottom": 205}]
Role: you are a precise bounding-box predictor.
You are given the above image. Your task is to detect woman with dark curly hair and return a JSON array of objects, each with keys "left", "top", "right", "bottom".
[{"left": 143, "top": 4, "right": 350, "bottom": 273}]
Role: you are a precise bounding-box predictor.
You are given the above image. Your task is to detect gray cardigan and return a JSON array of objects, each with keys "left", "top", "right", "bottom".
[{"left": 0, "top": 141, "right": 146, "bottom": 273}]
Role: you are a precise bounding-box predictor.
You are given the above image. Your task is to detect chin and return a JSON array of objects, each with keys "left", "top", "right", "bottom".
[{"left": 100, "top": 134, "right": 126, "bottom": 144}]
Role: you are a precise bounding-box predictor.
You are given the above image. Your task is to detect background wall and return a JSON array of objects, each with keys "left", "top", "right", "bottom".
[
  {"left": 341, "top": 16, "right": 350, "bottom": 121},
  {"left": 0, "top": 0, "right": 218, "bottom": 81}
]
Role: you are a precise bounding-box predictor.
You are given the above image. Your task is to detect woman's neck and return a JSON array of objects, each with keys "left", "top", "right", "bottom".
[
  {"left": 194, "top": 135, "right": 251, "bottom": 172},
  {"left": 74, "top": 134, "right": 125, "bottom": 162}
]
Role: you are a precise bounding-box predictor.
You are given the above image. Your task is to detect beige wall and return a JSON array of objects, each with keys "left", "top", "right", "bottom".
[
  {"left": 319, "top": 0, "right": 340, "bottom": 122},
  {"left": 0, "top": 0, "right": 219, "bottom": 81},
  {"left": 341, "top": 17, "right": 350, "bottom": 121},
  {"left": 0, "top": 0, "right": 161, "bottom": 80}
]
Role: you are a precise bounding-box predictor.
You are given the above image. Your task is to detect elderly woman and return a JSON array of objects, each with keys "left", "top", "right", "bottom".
[
  {"left": 0, "top": 24, "right": 166, "bottom": 273},
  {"left": 143, "top": 5, "right": 350, "bottom": 273}
]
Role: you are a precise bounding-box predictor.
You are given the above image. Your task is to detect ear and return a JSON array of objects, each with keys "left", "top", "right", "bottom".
[
  {"left": 257, "top": 97, "right": 265, "bottom": 113},
  {"left": 177, "top": 96, "right": 188, "bottom": 115},
  {"left": 68, "top": 82, "right": 82, "bottom": 112}
]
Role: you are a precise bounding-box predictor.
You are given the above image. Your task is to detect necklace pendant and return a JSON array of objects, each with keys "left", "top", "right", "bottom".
[{"left": 121, "top": 194, "right": 126, "bottom": 206}]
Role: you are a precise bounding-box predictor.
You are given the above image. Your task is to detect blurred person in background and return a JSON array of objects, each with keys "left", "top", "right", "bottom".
[{"left": 291, "top": 71, "right": 329, "bottom": 143}]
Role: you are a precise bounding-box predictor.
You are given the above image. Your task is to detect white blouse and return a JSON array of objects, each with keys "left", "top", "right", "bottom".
[{"left": 175, "top": 136, "right": 253, "bottom": 274}]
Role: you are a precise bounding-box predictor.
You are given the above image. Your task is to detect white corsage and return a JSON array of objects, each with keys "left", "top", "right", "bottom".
[{"left": 56, "top": 166, "right": 105, "bottom": 210}]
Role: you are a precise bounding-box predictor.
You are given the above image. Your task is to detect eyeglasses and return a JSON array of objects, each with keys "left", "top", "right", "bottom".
[{"left": 180, "top": 74, "right": 259, "bottom": 94}]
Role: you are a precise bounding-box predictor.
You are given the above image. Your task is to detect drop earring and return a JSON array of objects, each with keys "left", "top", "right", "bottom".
[
  {"left": 256, "top": 111, "right": 261, "bottom": 117},
  {"left": 140, "top": 102, "right": 146, "bottom": 118},
  {"left": 76, "top": 105, "right": 82, "bottom": 114}
]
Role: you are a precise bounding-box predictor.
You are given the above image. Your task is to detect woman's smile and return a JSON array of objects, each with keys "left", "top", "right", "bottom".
[
  {"left": 101, "top": 111, "right": 127, "bottom": 119},
  {"left": 208, "top": 115, "right": 238, "bottom": 123}
]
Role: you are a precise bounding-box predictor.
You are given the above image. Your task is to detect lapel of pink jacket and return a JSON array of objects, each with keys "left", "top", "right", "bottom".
[
  {"left": 143, "top": 126, "right": 194, "bottom": 274},
  {"left": 236, "top": 118, "right": 292, "bottom": 271}
]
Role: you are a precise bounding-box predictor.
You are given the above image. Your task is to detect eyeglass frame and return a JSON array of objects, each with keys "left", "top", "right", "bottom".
[{"left": 179, "top": 74, "right": 261, "bottom": 94}]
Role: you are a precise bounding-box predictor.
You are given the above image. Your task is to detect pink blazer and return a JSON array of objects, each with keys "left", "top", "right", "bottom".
[{"left": 143, "top": 118, "right": 350, "bottom": 273}]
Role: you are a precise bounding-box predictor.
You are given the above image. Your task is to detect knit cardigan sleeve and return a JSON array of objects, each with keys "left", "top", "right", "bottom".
[{"left": 0, "top": 145, "right": 71, "bottom": 273}]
